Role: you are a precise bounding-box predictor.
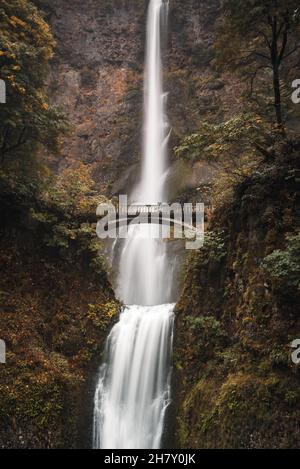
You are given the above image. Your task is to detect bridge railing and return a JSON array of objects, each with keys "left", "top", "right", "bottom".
[{"left": 116, "top": 204, "right": 205, "bottom": 216}]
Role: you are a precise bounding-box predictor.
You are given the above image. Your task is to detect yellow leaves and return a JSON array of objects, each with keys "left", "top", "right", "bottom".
[
  {"left": 10, "top": 80, "right": 26, "bottom": 95},
  {"left": 9, "top": 16, "right": 27, "bottom": 29},
  {"left": 6, "top": 10, "right": 55, "bottom": 60},
  {"left": 207, "top": 143, "right": 224, "bottom": 152},
  {"left": 32, "top": 13, "right": 52, "bottom": 36},
  {"left": 242, "top": 316, "right": 254, "bottom": 324},
  {"left": 0, "top": 0, "right": 67, "bottom": 155}
]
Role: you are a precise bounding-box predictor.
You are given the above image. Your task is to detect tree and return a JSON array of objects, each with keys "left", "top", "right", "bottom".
[
  {"left": 174, "top": 112, "right": 275, "bottom": 205},
  {"left": 43, "top": 163, "right": 107, "bottom": 220},
  {"left": 174, "top": 113, "right": 270, "bottom": 205},
  {"left": 217, "top": 0, "right": 300, "bottom": 130},
  {"left": 175, "top": 113, "right": 268, "bottom": 169},
  {"left": 0, "top": 0, "right": 68, "bottom": 164}
]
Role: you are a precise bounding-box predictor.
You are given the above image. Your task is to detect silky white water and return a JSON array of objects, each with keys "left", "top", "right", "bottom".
[{"left": 93, "top": 0, "right": 174, "bottom": 449}]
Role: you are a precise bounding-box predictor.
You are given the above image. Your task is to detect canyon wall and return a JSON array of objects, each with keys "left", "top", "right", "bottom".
[
  {"left": 3, "top": 0, "right": 297, "bottom": 449},
  {"left": 46, "top": 0, "right": 241, "bottom": 200}
]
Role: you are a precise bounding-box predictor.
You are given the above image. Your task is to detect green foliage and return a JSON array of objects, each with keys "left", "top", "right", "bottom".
[
  {"left": 198, "top": 231, "right": 227, "bottom": 264},
  {"left": 0, "top": 0, "right": 69, "bottom": 162},
  {"left": 175, "top": 114, "right": 266, "bottom": 163},
  {"left": 268, "top": 347, "right": 290, "bottom": 368},
  {"left": 0, "top": 198, "right": 118, "bottom": 447},
  {"left": 174, "top": 114, "right": 268, "bottom": 201},
  {"left": 0, "top": 166, "right": 40, "bottom": 202},
  {"left": 0, "top": 164, "right": 109, "bottom": 280},
  {"left": 27, "top": 164, "right": 110, "bottom": 277},
  {"left": 0, "top": 367, "right": 65, "bottom": 428},
  {"left": 185, "top": 315, "right": 228, "bottom": 361},
  {"left": 176, "top": 142, "right": 300, "bottom": 448},
  {"left": 87, "top": 301, "right": 119, "bottom": 330},
  {"left": 43, "top": 163, "right": 107, "bottom": 217},
  {"left": 262, "top": 233, "right": 300, "bottom": 291}
]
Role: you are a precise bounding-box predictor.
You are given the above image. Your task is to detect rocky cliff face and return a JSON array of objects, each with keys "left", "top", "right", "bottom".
[
  {"left": 175, "top": 148, "right": 300, "bottom": 448},
  {"left": 46, "top": 0, "right": 146, "bottom": 194},
  {"left": 26, "top": 0, "right": 300, "bottom": 450},
  {"left": 0, "top": 201, "right": 120, "bottom": 448},
  {"left": 45, "top": 0, "right": 241, "bottom": 200},
  {"left": 2, "top": 0, "right": 298, "bottom": 450}
]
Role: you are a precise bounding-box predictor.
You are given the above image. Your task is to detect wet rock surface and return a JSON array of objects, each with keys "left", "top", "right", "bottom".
[{"left": 47, "top": 0, "right": 239, "bottom": 199}]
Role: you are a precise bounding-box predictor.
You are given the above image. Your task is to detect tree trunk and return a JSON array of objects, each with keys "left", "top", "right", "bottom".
[
  {"left": 273, "top": 65, "right": 283, "bottom": 127},
  {"left": 270, "top": 15, "right": 285, "bottom": 133}
]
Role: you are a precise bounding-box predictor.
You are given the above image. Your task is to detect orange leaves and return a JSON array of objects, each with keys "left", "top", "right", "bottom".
[{"left": 9, "top": 15, "right": 27, "bottom": 29}]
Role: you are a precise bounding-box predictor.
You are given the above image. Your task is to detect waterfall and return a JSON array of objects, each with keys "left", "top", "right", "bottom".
[{"left": 93, "top": 0, "right": 174, "bottom": 449}]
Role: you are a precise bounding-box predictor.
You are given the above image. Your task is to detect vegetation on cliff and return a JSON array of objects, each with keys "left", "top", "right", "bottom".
[
  {"left": 175, "top": 149, "right": 300, "bottom": 448},
  {"left": 0, "top": 0, "right": 299, "bottom": 450},
  {"left": 0, "top": 0, "right": 68, "bottom": 164},
  {"left": 174, "top": 0, "right": 300, "bottom": 449},
  {"left": 217, "top": 0, "right": 300, "bottom": 128},
  {"left": 0, "top": 0, "right": 118, "bottom": 448}
]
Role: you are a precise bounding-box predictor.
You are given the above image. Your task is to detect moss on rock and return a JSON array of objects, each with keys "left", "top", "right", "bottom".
[{"left": 175, "top": 150, "right": 300, "bottom": 448}]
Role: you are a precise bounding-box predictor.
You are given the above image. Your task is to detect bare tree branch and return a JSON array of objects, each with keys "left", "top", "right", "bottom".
[
  {"left": 249, "top": 65, "right": 272, "bottom": 95},
  {"left": 283, "top": 44, "right": 300, "bottom": 60}
]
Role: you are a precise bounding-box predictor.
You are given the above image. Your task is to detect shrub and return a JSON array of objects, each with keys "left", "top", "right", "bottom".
[{"left": 262, "top": 233, "right": 300, "bottom": 292}]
